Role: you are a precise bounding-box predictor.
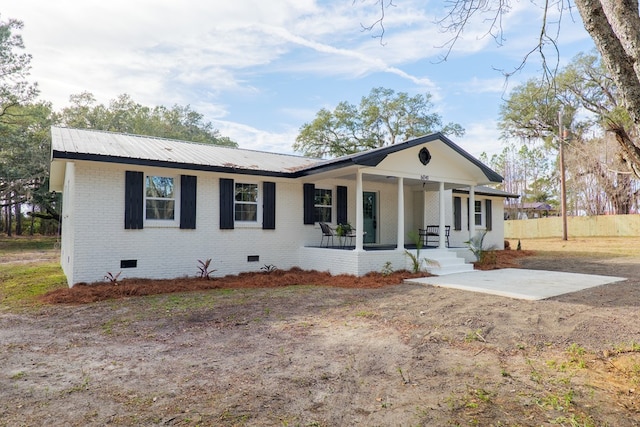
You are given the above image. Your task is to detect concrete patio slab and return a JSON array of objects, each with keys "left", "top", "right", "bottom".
[{"left": 405, "top": 268, "right": 627, "bottom": 300}]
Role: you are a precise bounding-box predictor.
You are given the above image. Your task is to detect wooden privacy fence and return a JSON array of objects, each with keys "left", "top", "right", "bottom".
[{"left": 505, "top": 214, "right": 640, "bottom": 239}]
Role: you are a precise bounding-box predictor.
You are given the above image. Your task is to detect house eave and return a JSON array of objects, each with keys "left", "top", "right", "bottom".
[
  {"left": 453, "top": 187, "right": 520, "bottom": 199},
  {"left": 51, "top": 150, "right": 297, "bottom": 179}
]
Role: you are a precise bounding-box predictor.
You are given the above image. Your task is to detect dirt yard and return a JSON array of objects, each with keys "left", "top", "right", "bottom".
[{"left": 1, "top": 241, "right": 640, "bottom": 426}]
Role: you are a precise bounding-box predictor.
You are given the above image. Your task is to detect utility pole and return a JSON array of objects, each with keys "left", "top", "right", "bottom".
[{"left": 559, "top": 109, "right": 568, "bottom": 241}]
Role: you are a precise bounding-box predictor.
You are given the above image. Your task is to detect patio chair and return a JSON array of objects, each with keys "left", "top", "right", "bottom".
[
  {"left": 319, "top": 222, "right": 335, "bottom": 247},
  {"left": 419, "top": 225, "right": 450, "bottom": 247}
]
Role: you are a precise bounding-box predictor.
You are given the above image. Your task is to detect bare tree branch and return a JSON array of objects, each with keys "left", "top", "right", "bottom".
[{"left": 357, "top": 0, "right": 396, "bottom": 45}]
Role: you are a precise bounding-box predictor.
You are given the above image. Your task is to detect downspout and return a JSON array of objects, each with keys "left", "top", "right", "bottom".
[
  {"left": 468, "top": 185, "right": 476, "bottom": 242},
  {"left": 397, "top": 177, "right": 404, "bottom": 251}
]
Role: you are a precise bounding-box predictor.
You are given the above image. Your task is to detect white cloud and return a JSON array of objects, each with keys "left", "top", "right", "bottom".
[
  {"left": 457, "top": 121, "right": 504, "bottom": 158},
  {"left": 213, "top": 119, "right": 299, "bottom": 154},
  {"left": 5, "top": 0, "right": 595, "bottom": 156}
]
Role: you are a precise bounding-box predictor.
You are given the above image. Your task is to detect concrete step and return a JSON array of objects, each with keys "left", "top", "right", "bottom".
[
  {"left": 426, "top": 263, "right": 475, "bottom": 275},
  {"left": 418, "top": 249, "right": 475, "bottom": 276}
]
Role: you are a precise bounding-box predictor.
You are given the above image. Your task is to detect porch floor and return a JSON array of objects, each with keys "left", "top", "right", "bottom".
[{"left": 309, "top": 244, "right": 460, "bottom": 251}]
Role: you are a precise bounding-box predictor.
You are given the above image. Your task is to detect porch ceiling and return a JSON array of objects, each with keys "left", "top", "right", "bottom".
[{"left": 308, "top": 167, "right": 470, "bottom": 190}]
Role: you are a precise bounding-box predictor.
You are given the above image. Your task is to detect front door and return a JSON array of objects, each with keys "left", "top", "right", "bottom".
[{"left": 363, "top": 191, "right": 377, "bottom": 244}]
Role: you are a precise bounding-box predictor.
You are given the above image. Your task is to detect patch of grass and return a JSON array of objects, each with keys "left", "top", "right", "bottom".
[
  {"left": 612, "top": 341, "right": 640, "bottom": 354},
  {"left": 101, "top": 317, "right": 132, "bottom": 335},
  {"left": 566, "top": 343, "right": 587, "bottom": 368},
  {"left": 64, "top": 375, "right": 91, "bottom": 394},
  {"left": 552, "top": 414, "right": 597, "bottom": 427},
  {"left": 0, "top": 262, "right": 67, "bottom": 310},
  {"left": 512, "top": 237, "right": 640, "bottom": 258},
  {"left": 354, "top": 310, "right": 377, "bottom": 318},
  {"left": 464, "top": 329, "right": 485, "bottom": 343},
  {"left": 10, "top": 371, "right": 26, "bottom": 380},
  {"left": 218, "top": 408, "right": 251, "bottom": 424},
  {"left": 0, "top": 236, "right": 59, "bottom": 254}
]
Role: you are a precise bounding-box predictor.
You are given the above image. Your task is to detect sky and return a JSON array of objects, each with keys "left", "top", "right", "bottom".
[{"left": 4, "top": 0, "right": 595, "bottom": 158}]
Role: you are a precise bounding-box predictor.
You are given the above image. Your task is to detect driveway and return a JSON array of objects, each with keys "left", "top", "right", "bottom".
[{"left": 405, "top": 268, "right": 627, "bottom": 300}]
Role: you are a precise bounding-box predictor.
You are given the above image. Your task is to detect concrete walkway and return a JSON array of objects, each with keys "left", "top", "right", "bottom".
[{"left": 405, "top": 268, "right": 627, "bottom": 300}]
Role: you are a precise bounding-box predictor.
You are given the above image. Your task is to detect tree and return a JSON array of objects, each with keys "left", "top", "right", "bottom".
[
  {"left": 0, "top": 17, "right": 38, "bottom": 120},
  {"left": 363, "top": 1, "right": 640, "bottom": 179},
  {"left": 57, "top": 92, "right": 238, "bottom": 147},
  {"left": 0, "top": 102, "right": 56, "bottom": 235},
  {"left": 498, "top": 52, "right": 640, "bottom": 216},
  {"left": 574, "top": 0, "right": 640, "bottom": 179},
  {"left": 293, "top": 87, "right": 464, "bottom": 158},
  {"left": 0, "top": 17, "right": 41, "bottom": 235}
]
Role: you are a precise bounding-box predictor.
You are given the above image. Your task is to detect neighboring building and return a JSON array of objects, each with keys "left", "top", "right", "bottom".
[
  {"left": 49, "top": 127, "right": 516, "bottom": 287},
  {"left": 505, "top": 202, "right": 557, "bottom": 220}
]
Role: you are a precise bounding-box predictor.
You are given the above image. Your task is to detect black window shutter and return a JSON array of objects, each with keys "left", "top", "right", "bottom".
[
  {"left": 336, "top": 186, "right": 347, "bottom": 225},
  {"left": 220, "top": 178, "right": 234, "bottom": 229},
  {"left": 263, "top": 181, "right": 276, "bottom": 230},
  {"left": 180, "top": 175, "right": 197, "bottom": 229},
  {"left": 453, "top": 196, "right": 462, "bottom": 231},
  {"left": 303, "top": 183, "right": 315, "bottom": 224},
  {"left": 466, "top": 198, "right": 470, "bottom": 230},
  {"left": 124, "top": 171, "right": 144, "bottom": 229},
  {"left": 485, "top": 199, "right": 492, "bottom": 231}
]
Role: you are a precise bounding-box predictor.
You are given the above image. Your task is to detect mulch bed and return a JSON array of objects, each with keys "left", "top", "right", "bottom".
[{"left": 40, "top": 250, "right": 534, "bottom": 305}]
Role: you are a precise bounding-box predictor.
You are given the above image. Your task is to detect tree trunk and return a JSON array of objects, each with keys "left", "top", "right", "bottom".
[
  {"left": 6, "top": 198, "right": 12, "bottom": 237},
  {"left": 574, "top": 0, "right": 640, "bottom": 179},
  {"left": 14, "top": 199, "right": 22, "bottom": 236}
]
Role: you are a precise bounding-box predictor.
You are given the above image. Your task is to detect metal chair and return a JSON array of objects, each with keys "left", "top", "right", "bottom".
[
  {"left": 419, "top": 225, "right": 450, "bottom": 247},
  {"left": 319, "top": 222, "right": 335, "bottom": 247}
]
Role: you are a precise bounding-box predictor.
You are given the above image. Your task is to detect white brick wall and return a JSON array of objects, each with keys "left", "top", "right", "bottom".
[
  {"left": 449, "top": 195, "right": 506, "bottom": 249},
  {"left": 60, "top": 161, "right": 506, "bottom": 286},
  {"left": 64, "top": 163, "right": 316, "bottom": 285}
]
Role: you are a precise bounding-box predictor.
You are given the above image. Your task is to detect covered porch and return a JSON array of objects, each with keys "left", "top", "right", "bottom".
[{"left": 298, "top": 134, "right": 504, "bottom": 275}]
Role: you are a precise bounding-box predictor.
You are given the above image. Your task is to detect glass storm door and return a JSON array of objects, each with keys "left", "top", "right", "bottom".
[{"left": 363, "top": 191, "right": 377, "bottom": 244}]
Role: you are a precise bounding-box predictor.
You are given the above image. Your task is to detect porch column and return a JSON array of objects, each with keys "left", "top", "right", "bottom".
[
  {"left": 468, "top": 185, "right": 476, "bottom": 242},
  {"left": 355, "top": 169, "right": 364, "bottom": 251},
  {"left": 397, "top": 177, "right": 404, "bottom": 251},
  {"left": 438, "top": 181, "right": 446, "bottom": 248},
  {"left": 422, "top": 187, "right": 428, "bottom": 229}
]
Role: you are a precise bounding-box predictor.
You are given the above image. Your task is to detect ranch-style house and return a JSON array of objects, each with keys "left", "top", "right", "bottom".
[{"left": 49, "top": 127, "right": 517, "bottom": 287}]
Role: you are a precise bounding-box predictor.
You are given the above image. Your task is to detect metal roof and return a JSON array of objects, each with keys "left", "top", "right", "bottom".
[
  {"left": 50, "top": 127, "right": 321, "bottom": 177},
  {"left": 50, "top": 127, "right": 503, "bottom": 184}
]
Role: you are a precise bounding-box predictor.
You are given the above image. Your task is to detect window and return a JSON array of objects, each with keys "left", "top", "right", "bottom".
[
  {"left": 126, "top": 172, "right": 195, "bottom": 229},
  {"left": 235, "top": 183, "right": 258, "bottom": 222},
  {"left": 474, "top": 200, "right": 483, "bottom": 226},
  {"left": 146, "top": 176, "right": 175, "bottom": 220},
  {"left": 314, "top": 189, "right": 332, "bottom": 223}
]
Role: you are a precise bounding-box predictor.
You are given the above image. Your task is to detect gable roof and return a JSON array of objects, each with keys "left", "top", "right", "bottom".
[
  {"left": 301, "top": 133, "right": 503, "bottom": 182},
  {"left": 50, "top": 127, "right": 503, "bottom": 185}
]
